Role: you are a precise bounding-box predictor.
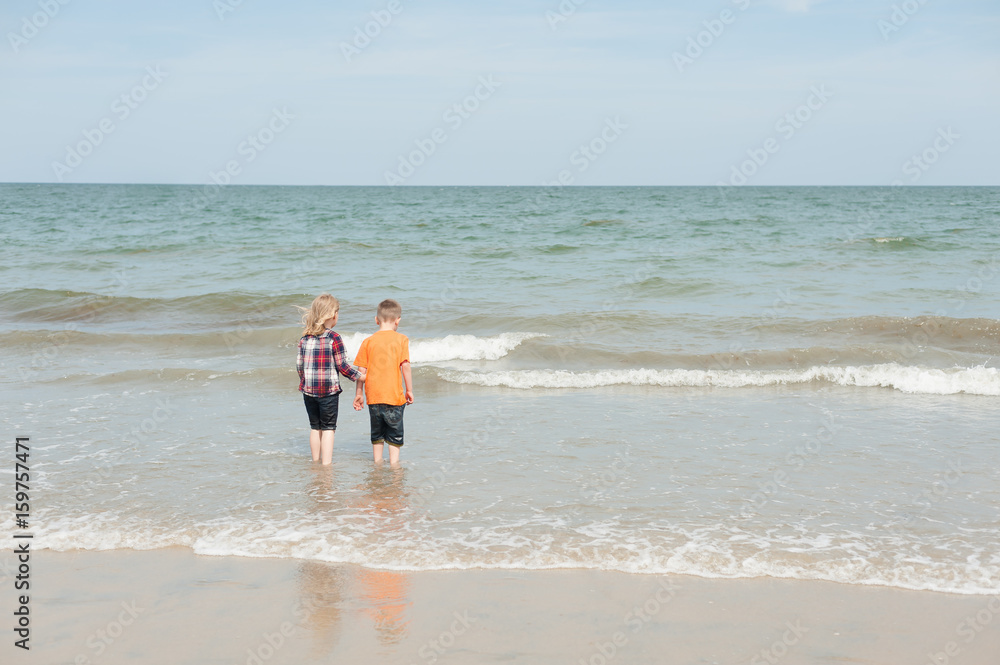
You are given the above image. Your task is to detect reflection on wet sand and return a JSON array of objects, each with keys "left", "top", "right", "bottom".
[
  {"left": 296, "top": 560, "right": 346, "bottom": 656},
  {"left": 357, "top": 465, "right": 413, "bottom": 646},
  {"left": 295, "top": 466, "right": 347, "bottom": 655},
  {"left": 294, "top": 464, "right": 413, "bottom": 650}
]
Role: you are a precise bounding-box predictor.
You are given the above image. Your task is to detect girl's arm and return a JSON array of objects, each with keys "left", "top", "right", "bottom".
[{"left": 331, "top": 334, "right": 362, "bottom": 382}]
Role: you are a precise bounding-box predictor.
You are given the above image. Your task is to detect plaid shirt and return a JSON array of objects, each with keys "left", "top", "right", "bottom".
[{"left": 297, "top": 329, "right": 361, "bottom": 397}]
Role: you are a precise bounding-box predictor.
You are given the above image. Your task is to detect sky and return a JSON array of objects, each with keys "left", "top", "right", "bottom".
[{"left": 0, "top": 0, "right": 997, "bottom": 186}]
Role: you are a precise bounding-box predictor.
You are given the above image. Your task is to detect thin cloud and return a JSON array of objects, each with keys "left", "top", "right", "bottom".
[{"left": 772, "top": 0, "right": 824, "bottom": 13}]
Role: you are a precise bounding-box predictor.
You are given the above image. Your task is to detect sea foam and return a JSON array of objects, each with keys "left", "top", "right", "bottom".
[
  {"left": 33, "top": 512, "right": 1000, "bottom": 597},
  {"left": 437, "top": 363, "right": 1000, "bottom": 396},
  {"left": 340, "top": 332, "right": 545, "bottom": 363}
]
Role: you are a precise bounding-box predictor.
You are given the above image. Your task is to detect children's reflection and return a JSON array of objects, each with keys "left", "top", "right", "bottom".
[
  {"left": 356, "top": 465, "right": 412, "bottom": 645},
  {"left": 295, "top": 560, "right": 346, "bottom": 656},
  {"left": 295, "top": 464, "right": 413, "bottom": 649},
  {"left": 295, "top": 466, "right": 346, "bottom": 655}
]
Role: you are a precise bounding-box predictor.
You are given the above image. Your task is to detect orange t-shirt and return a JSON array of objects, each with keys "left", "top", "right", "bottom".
[{"left": 354, "top": 330, "right": 409, "bottom": 406}]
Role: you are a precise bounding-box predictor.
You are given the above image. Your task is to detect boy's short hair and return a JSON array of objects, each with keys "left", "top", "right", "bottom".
[{"left": 376, "top": 299, "right": 402, "bottom": 323}]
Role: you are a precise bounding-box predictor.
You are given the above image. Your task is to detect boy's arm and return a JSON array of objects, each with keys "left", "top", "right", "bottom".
[
  {"left": 353, "top": 373, "right": 365, "bottom": 410},
  {"left": 401, "top": 361, "right": 413, "bottom": 404}
]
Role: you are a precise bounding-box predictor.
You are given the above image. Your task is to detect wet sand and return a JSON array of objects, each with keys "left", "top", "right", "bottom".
[{"left": 15, "top": 549, "right": 999, "bottom": 664}]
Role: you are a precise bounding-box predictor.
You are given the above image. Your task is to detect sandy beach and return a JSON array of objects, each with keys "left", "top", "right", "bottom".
[{"left": 17, "top": 549, "right": 998, "bottom": 665}]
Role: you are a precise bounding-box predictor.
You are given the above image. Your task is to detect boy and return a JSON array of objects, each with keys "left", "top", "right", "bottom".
[{"left": 353, "top": 299, "right": 413, "bottom": 465}]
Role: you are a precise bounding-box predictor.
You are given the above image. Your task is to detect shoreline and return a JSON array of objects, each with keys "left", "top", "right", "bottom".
[{"left": 22, "top": 548, "right": 1000, "bottom": 664}]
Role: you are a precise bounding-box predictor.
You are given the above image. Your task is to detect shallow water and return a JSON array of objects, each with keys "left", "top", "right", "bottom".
[{"left": 2, "top": 184, "right": 999, "bottom": 594}]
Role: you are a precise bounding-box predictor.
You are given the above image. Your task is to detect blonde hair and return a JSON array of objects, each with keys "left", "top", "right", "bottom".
[
  {"left": 298, "top": 294, "right": 340, "bottom": 336},
  {"left": 376, "top": 299, "right": 402, "bottom": 323}
]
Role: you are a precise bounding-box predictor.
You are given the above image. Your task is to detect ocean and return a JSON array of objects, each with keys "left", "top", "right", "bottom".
[{"left": 2, "top": 184, "right": 998, "bottom": 596}]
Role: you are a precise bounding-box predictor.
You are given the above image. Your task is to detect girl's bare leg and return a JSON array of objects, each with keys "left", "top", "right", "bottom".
[
  {"left": 309, "top": 429, "right": 322, "bottom": 462},
  {"left": 372, "top": 442, "right": 383, "bottom": 463},
  {"left": 320, "top": 430, "right": 335, "bottom": 465},
  {"left": 388, "top": 443, "right": 400, "bottom": 467}
]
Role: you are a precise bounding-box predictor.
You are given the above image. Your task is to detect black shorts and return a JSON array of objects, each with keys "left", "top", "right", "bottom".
[
  {"left": 368, "top": 403, "right": 404, "bottom": 447},
  {"left": 303, "top": 392, "right": 340, "bottom": 431}
]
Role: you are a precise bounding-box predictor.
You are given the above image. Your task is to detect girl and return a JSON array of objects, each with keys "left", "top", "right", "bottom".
[{"left": 296, "top": 294, "right": 364, "bottom": 464}]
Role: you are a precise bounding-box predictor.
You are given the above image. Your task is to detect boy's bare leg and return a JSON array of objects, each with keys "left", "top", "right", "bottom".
[
  {"left": 388, "top": 443, "right": 400, "bottom": 467},
  {"left": 372, "top": 442, "right": 383, "bottom": 463},
  {"left": 309, "top": 429, "right": 322, "bottom": 462},
  {"left": 320, "top": 430, "right": 335, "bottom": 465}
]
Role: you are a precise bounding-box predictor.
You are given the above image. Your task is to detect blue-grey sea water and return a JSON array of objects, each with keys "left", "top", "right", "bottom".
[{"left": 1, "top": 184, "right": 998, "bottom": 594}]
